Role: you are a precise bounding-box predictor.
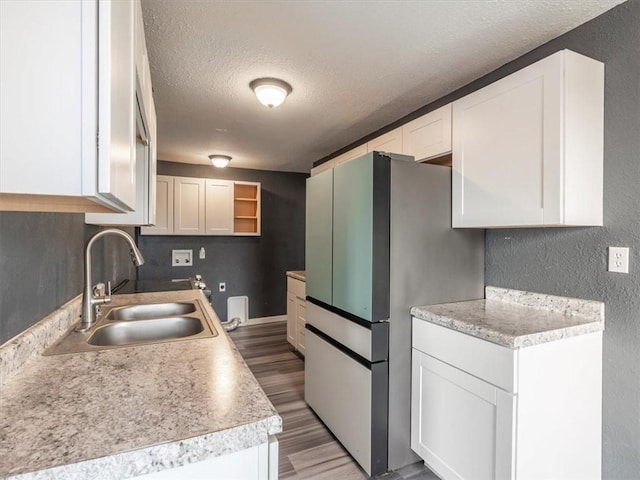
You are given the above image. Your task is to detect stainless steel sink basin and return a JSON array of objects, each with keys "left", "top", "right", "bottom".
[
  {"left": 88, "top": 316, "right": 204, "bottom": 346},
  {"left": 45, "top": 298, "right": 218, "bottom": 355},
  {"left": 107, "top": 302, "right": 197, "bottom": 321}
]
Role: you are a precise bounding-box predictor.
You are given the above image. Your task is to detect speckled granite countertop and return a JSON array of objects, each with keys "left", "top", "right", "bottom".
[
  {"left": 0, "top": 290, "right": 282, "bottom": 479},
  {"left": 411, "top": 286, "right": 604, "bottom": 348},
  {"left": 286, "top": 270, "right": 305, "bottom": 282}
]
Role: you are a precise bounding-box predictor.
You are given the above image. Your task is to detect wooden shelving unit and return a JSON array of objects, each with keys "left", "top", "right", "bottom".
[{"left": 233, "top": 182, "right": 261, "bottom": 235}]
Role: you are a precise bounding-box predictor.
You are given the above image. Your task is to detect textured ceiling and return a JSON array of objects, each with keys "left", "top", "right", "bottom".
[{"left": 142, "top": 0, "right": 625, "bottom": 173}]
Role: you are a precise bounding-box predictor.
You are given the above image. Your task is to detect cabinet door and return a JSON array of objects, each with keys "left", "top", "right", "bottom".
[
  {"left": 140, "top": 175, "right": 173, "bottom": 235},
  {"left": 205, "top": 179, "right": 233, "bottom": 235},
  {"left": 174, "top": 177, "right": 205, "bottom": 235},
  {"left": 334, "top": 144, "right": 368, "bottom": 166},
  {"left": 97, "top": 0, "right": 136, "bottom": 211},
  {"left": 411, "top": 350, "right": 516, "bottom": 480},
  {"left": 402, "top": 104, "right": 451, "bottom": 162},
  {"left": 286, "top": 292, "right": 297, "bottom": 348},
  {"left": 367, "top": 128, "right": 402, "bottom": 154},
  {"left": 305, "top": 170, "right": 333, "bottom": 305},
  {"left": 296, "top": 298, "right": 306, "bottom": 355}
]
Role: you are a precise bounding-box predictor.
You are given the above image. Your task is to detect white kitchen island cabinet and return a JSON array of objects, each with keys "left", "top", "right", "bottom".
[
  {"left": 452, "top": 49, "right": 604, "bottom": 228},
  {"left": 0, "top": 0, "right": 137, "bottom": 213},
  {"left": 411, "top": 288, "right": 604, "bottom": 480}
]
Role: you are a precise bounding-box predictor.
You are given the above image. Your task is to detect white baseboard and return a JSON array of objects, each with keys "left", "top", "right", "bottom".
[{"left": 245, "top": 315, "right": 287, "bottom": 325}]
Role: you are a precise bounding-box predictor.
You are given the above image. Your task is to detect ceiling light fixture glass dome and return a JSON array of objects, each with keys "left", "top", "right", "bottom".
[
  {"left": 249, "top": 78, "right": 292, "bottom": 108},
  {"left": 209, "top": 154, "right": 231, "bottom": 168}
]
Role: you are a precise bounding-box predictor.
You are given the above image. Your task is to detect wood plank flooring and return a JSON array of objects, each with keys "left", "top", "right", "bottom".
[{"left": 229, "top": 322, "right": 438, "bottom": 480}]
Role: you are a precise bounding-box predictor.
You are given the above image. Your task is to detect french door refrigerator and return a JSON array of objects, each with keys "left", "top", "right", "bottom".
[{"left": 304, "top": 151, "right": 484, "bottom": 476}]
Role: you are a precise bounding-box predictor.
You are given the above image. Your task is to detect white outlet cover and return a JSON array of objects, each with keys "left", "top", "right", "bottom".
[
  {"left": 172, "top": 249, "right": 193, "bottom": 267},
  {"left": 608, "top": 246, "right": 629, "bottom": 273}
]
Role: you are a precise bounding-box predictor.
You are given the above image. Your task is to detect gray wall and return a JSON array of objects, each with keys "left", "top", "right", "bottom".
[
  {"left": 0, "top": 213, "right": 137, "bottom": 343},
  {"left": 136, "top": 161, "right": 307, "bottom": 321},
  {"left": 481, "top": 5, "right": 639, "bottom": 478}
]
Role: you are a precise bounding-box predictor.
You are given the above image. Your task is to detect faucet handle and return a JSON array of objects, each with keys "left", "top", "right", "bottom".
[{"left": 93, "top": 283, "right": 106, "bottom": 298}]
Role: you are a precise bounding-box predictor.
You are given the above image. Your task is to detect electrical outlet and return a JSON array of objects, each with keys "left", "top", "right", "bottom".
[
  {"left": 219, "top": 282, "right": 226, "bottom": 292},
  {"left": 608, "top": 246, "right": 629, "bottom": 273},
  {"left": 199, "top": 247, "right": 206, "bottom": 259},
  {"left": 172, "top": 249, "right": 193, "bottom": 267}
]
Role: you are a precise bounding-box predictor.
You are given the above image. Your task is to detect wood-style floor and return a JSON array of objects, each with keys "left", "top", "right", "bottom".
[{"left": 229, "top": 322, "right": 438, "bottom": 480}]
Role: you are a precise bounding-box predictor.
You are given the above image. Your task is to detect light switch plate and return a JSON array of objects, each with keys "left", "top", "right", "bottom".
[
  {"left": 172, "top": 249, "right": 193, "bottom": 267},
  {"left": 608, "top": 246, "right": 629, "bottom": 273}
]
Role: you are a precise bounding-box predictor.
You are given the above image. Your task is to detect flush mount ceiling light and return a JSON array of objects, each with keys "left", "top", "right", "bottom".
[
  {"left": 249, "top": 78, "right": 292, "bottom": 108},
  {"left": 209, "top": 154, "right": 231, "bottom": 168}
]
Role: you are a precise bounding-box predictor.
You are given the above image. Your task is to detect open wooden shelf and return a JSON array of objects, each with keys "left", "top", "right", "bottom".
[{"left": 233, "top": 182, "right": 260, "bottom": 234}]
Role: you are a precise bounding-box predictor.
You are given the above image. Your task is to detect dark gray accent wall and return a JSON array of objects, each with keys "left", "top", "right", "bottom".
[
  {"left": 0, "top": 212, "right": 137, "bottom": 343},
  {"left": 136, "top": 161, "right": 307, "bottom": 321}
]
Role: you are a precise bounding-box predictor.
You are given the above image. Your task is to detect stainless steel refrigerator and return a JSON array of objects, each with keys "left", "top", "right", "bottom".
[{"left": 304, "top": 151, "right": 484, "bottom": 476}]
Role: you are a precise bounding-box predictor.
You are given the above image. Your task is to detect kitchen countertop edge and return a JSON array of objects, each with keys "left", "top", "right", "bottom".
[
  {"left": 286, "top": 270, "right": 306, "bottom": 282},
  {"left": 411, "top": 286, "right": 604, "bottom": 349},
  {"left": 0, "top": 290, "right": 282, "bottom": 479}
]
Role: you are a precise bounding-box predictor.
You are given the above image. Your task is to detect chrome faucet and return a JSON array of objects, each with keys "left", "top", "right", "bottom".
[{"left": 78, "top": 228, "right": 145, "bottom": 331}]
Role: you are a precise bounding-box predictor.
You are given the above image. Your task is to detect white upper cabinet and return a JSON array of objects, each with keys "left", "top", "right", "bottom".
[
  {"left": 334, "top": 144, "right": 368, "bottom": 166},
  {"left": 141, "top": 176, "right": 261, "bottom": 236},
  {"left": 205, "top": 179, "right": 234, "bottom": 235},
  {"left": 174, "top": 177, "right": 206, "bottom": 235},
  {"left": 0, "top": 0, "right": 138, "bottom": 213},
  {"left": 402, "top": 104, "right": 452, "bottom": 162},
  {"left": 86, "top": 0, "right": 156, "bottom": 226},
  {"left": 140, "top": 175, "right": 173, "bottom": 235},
  {"left": 367, "top": 127, "right": 403, "bottom": 154},
  {"left": 452, "top": 50, "right": 604, "bottom": 228}
]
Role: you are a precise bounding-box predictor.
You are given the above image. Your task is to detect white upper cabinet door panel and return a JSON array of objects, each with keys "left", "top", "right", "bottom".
[
  {"left": 452, "top": 50, "right": 603, "bottom": 228},
  {"left": 334, "top": 144, "right": 368, "bottom": 166},
  {"left": 402, "top": 104, "right": 452, "bottom": 162},
  {"left": 174, "top": 177, "right": 205, "bottom": 235},
  {"left": 97, "top": 0, "right": 136, "bottom": 211},
  {"left": 0, "top": 0, "right": 138, "bottom": 213},
  {"left": 0, "top": 0, "right": 86, "bottom": 196},
  {"left": 205, "top": 179, "right": 234, "bottom": 235},
  {"left": 140, "top": 175, "right": 173, "bottom": 235},
  {"left": 367, "top": 128, "right": 402, "bottom": 154}
]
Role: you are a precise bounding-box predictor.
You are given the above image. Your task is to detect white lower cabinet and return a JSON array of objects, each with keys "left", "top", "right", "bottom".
[
  {"left": 134, "top": 436, "right": 278, "bottom": 480},
  {"left": 286, "top": 276, "right": 306, "bottom": 354},
  {"left": 411, "top": 319, "right": 602, "bottom": 480},
  {"left": 412, "top": 350, "right": 515, "bottom": 480}
]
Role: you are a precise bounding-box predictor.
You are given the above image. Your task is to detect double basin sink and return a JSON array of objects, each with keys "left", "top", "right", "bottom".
[{"left": 46, "top": 299, "right": 218, "bottom": 355}]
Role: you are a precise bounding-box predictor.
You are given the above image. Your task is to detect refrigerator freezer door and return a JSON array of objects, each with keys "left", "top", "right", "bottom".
[
  {"left": 305, "top": 169, "right": 333, "bottom": 305},
  {"left": 305, "top": 327, "right": 388, "bottom": 476}
]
